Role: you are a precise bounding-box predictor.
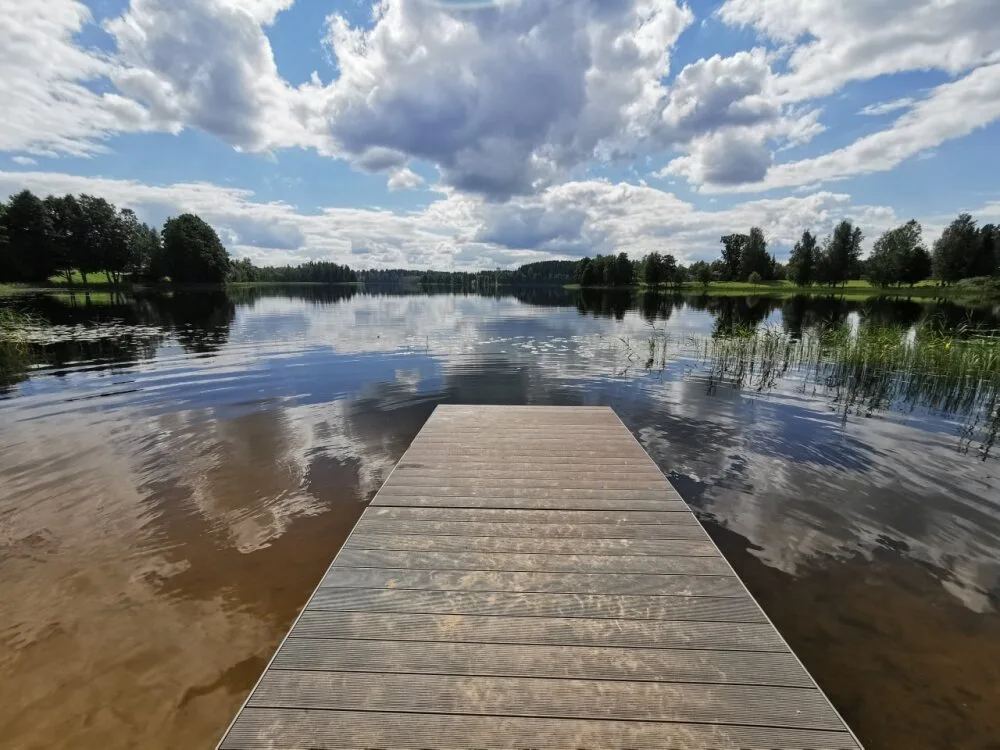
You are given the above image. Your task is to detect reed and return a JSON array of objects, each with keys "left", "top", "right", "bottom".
[
  {"left": 636, "top": 320, "right": 1000, "bottom": 458},
  {"left": 0, "top": 308, "right": 36, "bottom": 389}
]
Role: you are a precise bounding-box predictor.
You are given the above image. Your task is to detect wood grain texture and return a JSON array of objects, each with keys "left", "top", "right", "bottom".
[
  {"left": 399, "top": 456, "right": 664, "bottom": 468},
  {"left": 390, "top": 467, "right": 668, "bottom": 479},
  {"left": 363, "top": 506, "right": 701, "bottom": 525},
  {"left": 308, "top": 586, "right": 766, "bottom": 622},
  {"left": 371, "top": 495, "right": 688, "bottom": 510},
  {"left": 318, "top": 566, "right": 744, "bottom": 597},
  {"left": 382, "top": 476, "right": 670, "bottom": 489},
  {"left": 377, "top": 485, "right": 670, "bottom": 499},
  {"left": 344, "top": 532, "right": 718, "bottom": 557},
  {"left": 289, "top": 610, "right": 790, "bottom": 651},
  {"left": 270, "top": 638, "right": 813, "bottom": 687},
  {"left": 222, "top": 708, "right": 860, "bottom": 750},
  {"left": 217, "top": 405, "right": 863, "bottom": 750},
  {"left": 333, "top": 548, "right": 736, "bottom": 575},
  {"left": 246, "top": 670, "right": 847, "bottom": 730},
  {"left": 353, "top": 518, "right": 710, "bottom": 539}
]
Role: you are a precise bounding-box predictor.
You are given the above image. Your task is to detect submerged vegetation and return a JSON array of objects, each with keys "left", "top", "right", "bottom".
[{"left": 636, "top": 319, "right": 1000, "bottom": 459}]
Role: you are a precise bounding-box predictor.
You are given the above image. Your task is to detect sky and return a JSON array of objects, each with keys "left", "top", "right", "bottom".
[{"left": 2, "top": 0, "right": 1000, "bottom": 270}]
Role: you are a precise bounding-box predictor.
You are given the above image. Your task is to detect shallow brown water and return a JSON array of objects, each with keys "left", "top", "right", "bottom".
[{"left": 0, "top": 286, "right": 998, "bottom": 748}]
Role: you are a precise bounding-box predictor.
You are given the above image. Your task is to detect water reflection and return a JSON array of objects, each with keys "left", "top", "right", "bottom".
[{"left": 0, "top": 286, "right": 998, "bottom": 749}]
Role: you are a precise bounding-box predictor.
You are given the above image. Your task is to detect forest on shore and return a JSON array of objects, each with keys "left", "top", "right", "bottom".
[
  {"left": 577, "top": 216, "right": 998, "bottom": 290},
  {"left": 0, "top": 190, "right": 356, "bottom": 286},
  {"left": 3, "top": 188, "right": 997, "bottom": 296}
]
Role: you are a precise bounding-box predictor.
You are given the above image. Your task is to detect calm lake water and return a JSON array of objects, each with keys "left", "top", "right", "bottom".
[{"left": 1, "top": 285, "right": 999, "bottom": 749}]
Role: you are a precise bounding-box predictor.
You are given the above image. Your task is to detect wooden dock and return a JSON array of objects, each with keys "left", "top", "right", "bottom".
[{"left": 219, "top": 405, "right": 862, "bottom": 749}]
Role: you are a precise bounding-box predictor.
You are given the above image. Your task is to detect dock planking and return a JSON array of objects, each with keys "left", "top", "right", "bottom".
[{"left": 219, "top": 405, "right": 863, "bottom": 750}]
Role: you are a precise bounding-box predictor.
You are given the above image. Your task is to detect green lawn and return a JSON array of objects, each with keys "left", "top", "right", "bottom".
[{"left": 48, "top": 270, "right": 116, "bottom": 286}]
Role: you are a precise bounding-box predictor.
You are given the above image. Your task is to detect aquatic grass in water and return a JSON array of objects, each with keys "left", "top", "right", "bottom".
[
  {"left": 0, "top": 308, "right": 34, "bottom": 347},
  {"left": 0, "top": 308, "right": 36, "bottom": 390},
  {"left": 637, "top": 320, "right": 1000, "bottom": 459}
]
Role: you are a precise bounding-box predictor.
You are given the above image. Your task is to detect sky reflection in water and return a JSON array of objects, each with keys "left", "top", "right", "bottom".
[{"left": 0, "top": 285, "right": 998, "bottom": 749}]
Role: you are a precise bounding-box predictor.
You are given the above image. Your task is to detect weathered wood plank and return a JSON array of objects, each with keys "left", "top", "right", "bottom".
[
  {"left": 371, "top": 494, "right": 688, "bottom": 511},
  {"left": 377, "top": 486, "right": 675, "bottom": 500},
  {"left": 270, "top": 638, "right": 813, "bottom": 687},
  {"left": 410, "top": 437, "right": 643, "bottom": 445},
  {"left": 289, "top": 610, "right": 789, "bottom": 652},
  {"left": 389, "top": 467, "right": 667, "bottom": 479},
  {"left": 363, "top": 506, "right": 701, "bottom": 525},
  {"left": 399, "top": 456, "right": 662, "bottom": 468},
  {"left": 247, "top": 671, "right": 846, "bottom": 731},
  {"left": 306, "top": 587, "right": 766, "bottom": 623},
  {"left": 319, "top": 567, "right": 744, "bottom": 597},
  {"left": 403, "top": 449, "right": 650, "bottom": 457},
  {"left": 222, "top": 708, "right": 860, "bottom": 750},
  {"left": 382, "top": 476, "right": 670, "bottom": 490},
  {"left": 423, "top": 423, "right": 621, "bottom": 428},
  {"left": 416, "top": 424, "right": 626, "bottom": 433},
  {"left": 354, "top": 518, "right": 710, "bottom": 540},
  {"left": 344, "top": 532, "right": 718, "bottom": 557},
  {"left": 334, "top": 548, "right": 735, "bottom": 575},
  {"left": 408, "top": 437, "right": 644, "bottom": 446}
]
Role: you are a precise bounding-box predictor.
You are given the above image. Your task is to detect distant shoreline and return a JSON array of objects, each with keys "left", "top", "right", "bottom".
[
  {"left": 565, "top": 279, "right": 1000, "bottom": 301},
  {"left": 3, "top": 277, "right": 998, "bottom": 303}
]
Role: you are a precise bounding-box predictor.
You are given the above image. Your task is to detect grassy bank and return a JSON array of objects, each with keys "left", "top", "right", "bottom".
[{"left": 48, "top": 271, "right": 117, "bottom": 286}]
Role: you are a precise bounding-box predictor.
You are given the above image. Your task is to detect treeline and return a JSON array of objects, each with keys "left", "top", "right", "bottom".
[
  {"left": 928, "top": 215, "right": 996, "bottom": 285},
  {"left": 358, "top": 269, "right": 423, "bottom": 283},
  {"left": 789, "top": 215, "right": 997, "bottom": 287},
  {"left": 507, "top": 260, "right": 578, "bottom": 284},
  {"left": 577, "top": 252, "right": 703, "bottom": 287},
  {"left": 576, "top": 213, "right": 999, "bottom": 289},
  {"left": 228, "top": 259, "right": 356, "bottom": 283},
  {"left": 577, "top": 254, "right": 636, "bottom": 286},
  {"left": 358, "top": 260, "right": 578, "bottom": 287},
  {"left": 356, "top": 268, "right": 494, "bottom": 287},
  {"left": 0, "top": 189, "right": 230, "bottom": 283}
]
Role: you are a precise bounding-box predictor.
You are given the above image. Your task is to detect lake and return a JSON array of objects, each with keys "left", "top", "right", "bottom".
[{"left": 1, "top": 285, "right": 999, "bottom": 749}]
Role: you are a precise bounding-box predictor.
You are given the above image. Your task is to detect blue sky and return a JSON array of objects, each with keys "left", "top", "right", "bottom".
[{"left": 2, "top": 0, "right": 1000, "bottom": 269}]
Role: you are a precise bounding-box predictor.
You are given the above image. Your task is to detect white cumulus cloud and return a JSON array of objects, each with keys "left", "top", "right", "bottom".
[
  {"left": 719, "top": 0, "right": 1000, "bottom": 102},
  {"left": 0, "top": 0, "right": 154, "bottom": 156},
  {"left": 318, "top": 0, "right": 693, "bottom": 197},
  {"left": 858, "top": 98, "right": 917, "bottom": 117},
  {"left": 710, "top": 63, "right": 1000, "bottom": 193},
  {"left": 105, "top": 0, "right": 320, "bottom": 152},
  {"left": 2, "top": 0, "right": 1000, "bottom": 206}
]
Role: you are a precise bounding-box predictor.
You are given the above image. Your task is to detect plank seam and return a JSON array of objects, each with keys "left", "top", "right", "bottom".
[
  {"left": 281, "top": 634, "right": 791, "bottom": 654},
  {"left": 235, "top": 703, "right": 858, "bottom": 736},
  {"left": 262, "top": 665, "right": 818, "bottom": 691},
  {"left": 302, "top": 606, "right": 769, "bottom": 625},
  {"left": 317, "top": 585, "right": 746, "bottom": 599},
  {"left": 330, "top": 563, "right": 737, "bottom": 577},
  {"left": 343, "top": 545, "right": 720, "bottom": 558}
]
